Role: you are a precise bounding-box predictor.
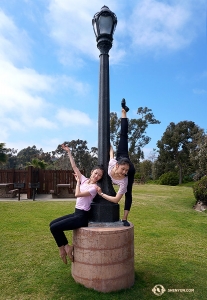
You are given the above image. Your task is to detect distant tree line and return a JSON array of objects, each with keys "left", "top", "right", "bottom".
[
  {"left": 0, "top": 141, "right": 98, "bottom": 177},
  {"left": 1, "top": 107, "right": 207, "bottom": 183}
]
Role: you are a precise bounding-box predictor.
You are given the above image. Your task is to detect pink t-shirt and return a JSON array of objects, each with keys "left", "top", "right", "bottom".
[
  {"left": 108, "top": 158, "right": 128, "bottom": 195},
  {"left": 75, "top": 175, "right": 97, "bottom": 211}
]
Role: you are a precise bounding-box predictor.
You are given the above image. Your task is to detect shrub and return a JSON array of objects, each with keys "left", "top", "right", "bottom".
[
  {"left": 134, "top": 172, "right": 142, "bottom": 180},
  {"left": 159, "top": 172, "right": 179, "bottom": 186},
  {"left": 134, "top": 172, "right": 145, "bottom": 184},
  {"left": 183, "top": 174, "right": 194, "bottom": 183},
  {"left": 192, "top": 175, "right": 207, "bottom": 204},
  {"left": 146, "top": 179, "right": 160, "bottom": 185}
]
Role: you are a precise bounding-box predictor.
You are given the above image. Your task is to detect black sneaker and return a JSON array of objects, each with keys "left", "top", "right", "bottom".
[
  {"left": 122, "top": 219, "right": 130, "bottom": 226},
  {"left": 121, "top": 98, "right": 129, "bottom": 112}
]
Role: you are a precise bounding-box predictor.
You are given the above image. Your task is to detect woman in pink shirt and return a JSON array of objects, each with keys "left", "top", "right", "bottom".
[
  {"left": 50, "top": 144, "right": 104, "bottom": 264},
  {"left": 97, "top": 99, "right": 136, "bottom": 226}
]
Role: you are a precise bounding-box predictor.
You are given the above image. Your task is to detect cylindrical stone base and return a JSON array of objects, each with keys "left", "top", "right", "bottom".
[{"left": 71, "top": 223, "right": 134, "bottom": 293}]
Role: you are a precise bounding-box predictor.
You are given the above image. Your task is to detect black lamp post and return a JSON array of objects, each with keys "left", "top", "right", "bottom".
[{"left": 90, "top": 6, "right": 119, "bottom": 222}]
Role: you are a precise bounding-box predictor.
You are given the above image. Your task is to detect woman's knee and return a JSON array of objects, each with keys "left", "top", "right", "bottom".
[
  {"left": 49, "top": 223, "right": 54, "bottom": 233},
  {"left": 50, "top": 222, "right": 59, "bottom": 234},
  {"left": 49, "top": 221, "right": 53, "bottom": 230}
]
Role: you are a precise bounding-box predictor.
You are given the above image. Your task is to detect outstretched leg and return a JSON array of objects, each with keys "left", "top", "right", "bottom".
[
  {"left": 122, "top": 161, "right": 136, "bottom": 225},
  {"left": 116, "top": 109, "right": 129, "bottom": 160},
  {"left": 116, "top": 100, "right": 135, "bottom": 226}
]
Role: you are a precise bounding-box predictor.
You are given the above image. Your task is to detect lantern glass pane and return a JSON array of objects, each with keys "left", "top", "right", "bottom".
[
  {"left": 93, "top": 21, "right": 98, "bottom": 37},
  {"left": 99, "top": 15, "right": 113, "bottom": 34}
]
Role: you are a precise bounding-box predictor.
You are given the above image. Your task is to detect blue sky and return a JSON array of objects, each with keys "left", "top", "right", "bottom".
[{"left": 0, "top": 0, "right": 206, "bottom": 159}]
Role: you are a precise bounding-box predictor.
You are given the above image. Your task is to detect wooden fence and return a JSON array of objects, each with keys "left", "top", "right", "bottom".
[{"left": 0, "top": 167, "right": 80, "bottom": 199}]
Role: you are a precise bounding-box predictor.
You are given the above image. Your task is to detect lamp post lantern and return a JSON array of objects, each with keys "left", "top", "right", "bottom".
[
  {"left": 92, "top": 5, "right": 117, "bottom": 55},
  {"left": 90, "top": 6, "right": 119, "bottom": 222}
]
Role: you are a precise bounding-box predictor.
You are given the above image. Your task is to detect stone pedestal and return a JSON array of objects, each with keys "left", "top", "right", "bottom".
[
  {"left": 71, "top": 222, "right": 134, "bottom": 293},
  {"left": 89, "top": 202, "right": 119, "bottom": 222}
]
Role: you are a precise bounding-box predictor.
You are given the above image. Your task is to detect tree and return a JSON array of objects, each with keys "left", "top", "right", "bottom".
[
  {"left": 191, "top": 133, "right": 207, "bottom": 180},
  {"left": 146, "top": 149, "right": 158, "bottom": 180},
  {"left": 156, "top": 121, "right": 204, "bottom": 184},
  {"left": 15, "top": 146, "right": 54, "bottom": 169},
  {"left": 4, "top": 148, "right": 18, "bottom": 169},
  {"left": 53, "top": 140, "right": 98, "bottom": 176},
  {"left": 26, "top": 158, "right": 48, "bottom": 169},
  {"left": 139, "top": 159, "right": 153, "bottom": 181},
  {"left": 0, "top": 143, "right": 7, "bottom": 165},
  {"left": 110, "top": 107, "right": 160, "bottom": 170},
  {"left": 38, "top": 151, "right": 54, "bottom": 165},
  {"left": 16, "top": 146, "right": 41, "bottom": 168}
]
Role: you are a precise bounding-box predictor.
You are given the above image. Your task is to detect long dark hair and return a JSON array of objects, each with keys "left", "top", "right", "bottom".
[
  {"left": 91, "top": 164, "right": 104, "bottom": 182},
  {"left": 117, "top": 157, "right": 130, "bottom": 166}
]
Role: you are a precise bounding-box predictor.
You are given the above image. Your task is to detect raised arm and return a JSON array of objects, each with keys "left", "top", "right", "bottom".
[
  {"left": 73, "top": 174, "right": 91, "bottom": 197},
  {"left": 110, "top": 145, "right": 114, "bottom": 159},
  {"left": 61, "top": 144, "right": 82, "bottom": 180}
]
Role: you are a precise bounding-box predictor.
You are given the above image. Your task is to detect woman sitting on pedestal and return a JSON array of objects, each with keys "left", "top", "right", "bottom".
[
  {"left": 50, "top": 144, "right": 104, "bottom": 264},
  {"left": 96, "top": 99, "right": 136, "bottom": 226}
]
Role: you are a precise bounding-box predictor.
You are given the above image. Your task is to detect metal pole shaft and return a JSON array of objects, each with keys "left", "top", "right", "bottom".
[
  {"left": 98, "top": 53, "right": 115, "bottom": 196},
  {"left": 89, "top": 51, "right": 119, "bottom": 222},
  {"left": 98, "top": 53, "right": 110, "bottom": 168}
]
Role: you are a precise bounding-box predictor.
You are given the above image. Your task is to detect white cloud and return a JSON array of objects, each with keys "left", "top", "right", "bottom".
[
  {"left": 3, "top": 137, "right": 62, "bottom": 154},
  {"left": 0, "top": 0, "right": 205, "bottom": 155},
  {"left": 45, "top": 0, "right": 204, "bottom": 65},
  {"left": 1, "top": 117, "right": 25, "bottom": 131},
  {"left": 58, "top": 75, "right": 90, "bottom": 96},
  {"left": 56, "top": 108, "right": 93, "bottom": 126},
  {"left": 0, "top": 124, "right": 10, "bottom": 141},
  {"left": 0, "top": 59, "right": 91, "bottom": 134},
  {"left": 0, "top": 9, "right": 31, "bottom": 64},
  {"left": 128, "top": 0, "right": 195, "bottom": 52},
  {"left": 0, "top": 9, "right": 53, "bottom": 118},
  {"left": 46, "top": 0, "right": 99, "bottom": 65},
  {"left": 46, "top": 0, "right": 125, "bottom": 65},
  {"left": 0, "top": 60, "right": 53, "bottom": 114},
  {"left": 33, "top": 117, "right": 57, "bottom": 129},
  {"left": 0, "top": 7, "right": 93, "bottom": 139},
  {"left": 41, "top": 138, "right": 61, "bottom": 153}
]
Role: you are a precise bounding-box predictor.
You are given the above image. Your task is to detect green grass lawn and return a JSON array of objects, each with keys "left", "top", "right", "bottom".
[{"left": 0, "top": 184, "right": 206, "bottom": 300}]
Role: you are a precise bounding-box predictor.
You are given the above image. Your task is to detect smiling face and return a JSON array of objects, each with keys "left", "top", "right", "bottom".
[
  {"left": 116, "top": 163, "right": 130, "bottom": 177},
  {"left": 90, "top": 168, "right": 104, "bottom": 184}
]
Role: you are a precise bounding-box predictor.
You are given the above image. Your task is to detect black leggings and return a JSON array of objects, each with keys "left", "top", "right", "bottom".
[
  {"left": 50, "top": 208, "right": 89, "bottom": 247},
  {"left": 116, "top": 118, "right": 136, "bottom": 211}
]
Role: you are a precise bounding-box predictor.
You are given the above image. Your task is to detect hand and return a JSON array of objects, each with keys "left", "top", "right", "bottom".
[
  {"left": 62, "top": 144, "right": 70, "bottom": 153},
  {"left": 96, "top": 186, "right": 102, "bottom": 195},
  {"left": 110, "top": 144, "right": 114, "bottom": 159}
]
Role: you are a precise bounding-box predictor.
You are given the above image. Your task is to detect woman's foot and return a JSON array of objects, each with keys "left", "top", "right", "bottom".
[
  {"left": 122, "top": 219, "right": 130, "bottom": 227},
  {"left": 121, "top": 98, "right": 129, "bottom": 112},
  {"left": 59, "top": 246, "right": 67, "bottom": 264},
  {"left": 122, "top": 210, "right": 130, "bottom": 226},
  {"left": 65, "top": 244, "right": 74, "bottom": 262}
]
